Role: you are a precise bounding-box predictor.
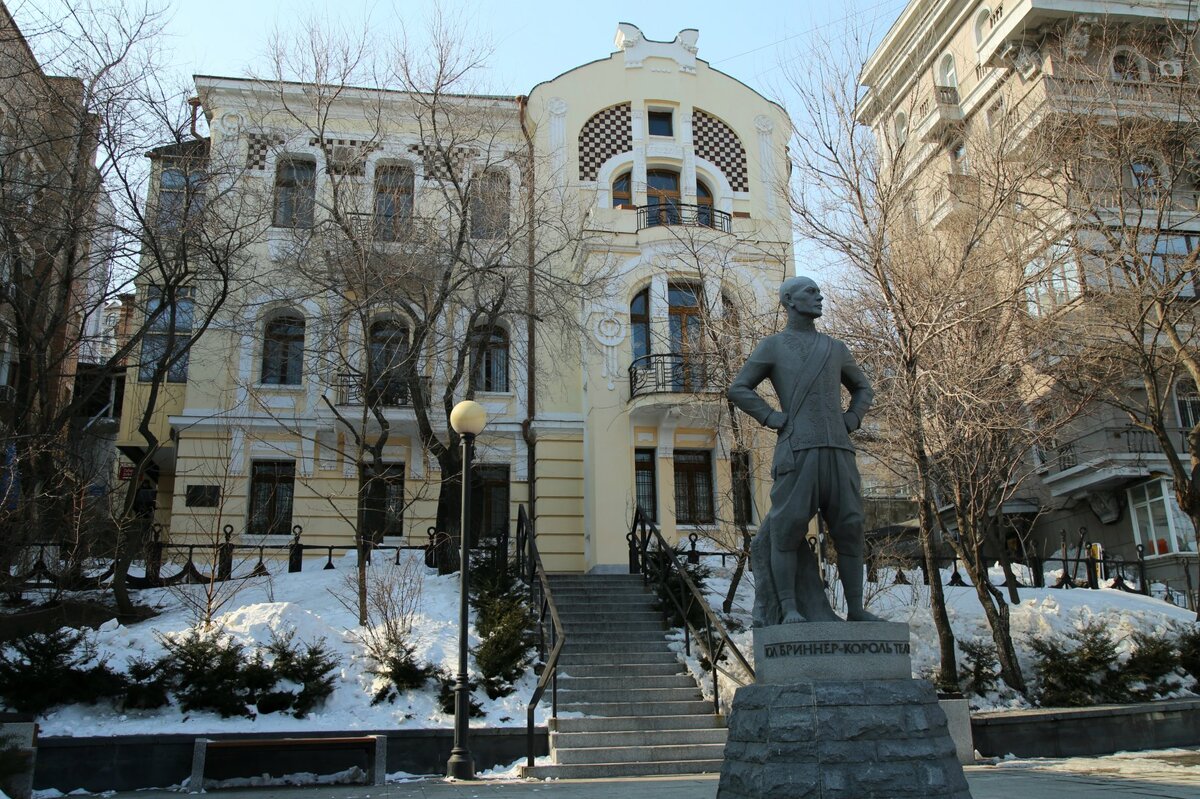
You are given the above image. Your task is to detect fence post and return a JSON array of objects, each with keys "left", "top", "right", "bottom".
[
  {"left": 145, "top": 523, "right": 164, "bottom": 583},
  {"left": 288, "top": 526, "right": 303, "bottom": 572},
  {"left": 1054, "top": 530, "right": 1073, "bottom": 589},
  {"left": 1136, "top": 544, "right": 1149, "bottom": 595},
  {"left": 217, "top": 525, "right": 234, "bottom": 581},
  {"left": 1085, "top": 543, "right": 1099, "bottom": 590},
  {"left": 1030, "top": 554, "right": 1044, "bottom": 588},
  {"left": 687, "top": 533, "right": 700, "bottom": 565},
  {"left": 627, "top": 530, "right": 639, "bottom": 574}
]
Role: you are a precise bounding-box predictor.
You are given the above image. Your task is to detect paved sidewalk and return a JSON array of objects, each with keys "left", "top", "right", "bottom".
[{"left": 99, "top": 756, "right": 1200, "bottom": 799}]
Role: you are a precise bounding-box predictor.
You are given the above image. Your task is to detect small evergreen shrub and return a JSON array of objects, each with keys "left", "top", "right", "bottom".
[
  {"left": 434, "top": 667, "right": 482, "bottom": 717},
  {"left": 0, "top": 630, "right": 126, "bottom": 713},
  {"left": 368, "top": 642, "right": 435, "bottom": 706},
  {"left": 958, "top": 637, "right": 999, "bottom": 697},
  {"left": 158, "top": 629, "right": 252, "bottom": 718},
  {"left": 645, "top": 545, "right": 711, "bottom": 629},
  {"left": 1122, "top": 630, "right": 1181, "bottom": 701},
  {"left": 122, "top": 656, "right": 170, "bottom": 710},
  {"left": 1029, "top": 620, "right": 1127, "bottom": 706},
  {"left": 1177, "top": 624, "right": 1200, "bottom": 681},
  {"left": 473, "top": 599, "right": 534, "bottom": 698},
  {"left": 261, "top": 629, "right": 339, "bottom": 718}
]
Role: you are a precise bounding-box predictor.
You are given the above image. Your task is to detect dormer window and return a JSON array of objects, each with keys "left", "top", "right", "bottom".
[{"left": 648, "top": 110, "right": 674, "bottom": 137}]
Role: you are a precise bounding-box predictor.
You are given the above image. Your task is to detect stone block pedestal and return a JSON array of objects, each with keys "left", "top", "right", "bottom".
[{"left": 717, "top": 622, "right": 972, "bottom": 799}]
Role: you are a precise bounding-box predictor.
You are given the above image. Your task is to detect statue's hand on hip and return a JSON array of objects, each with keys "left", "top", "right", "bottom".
[
  {"left": 843, "top": 411, "right": 860, "bottom": 433},
  {"left": 765, "top": 410, "right": 787, "bottom": 431}
]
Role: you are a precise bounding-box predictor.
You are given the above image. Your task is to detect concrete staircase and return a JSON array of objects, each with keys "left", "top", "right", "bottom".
[{"left": 521, "top": 573, "right": 727, "bottom": 779}]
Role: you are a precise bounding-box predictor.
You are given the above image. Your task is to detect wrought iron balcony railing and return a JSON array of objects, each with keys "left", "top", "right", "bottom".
[
  {"left": 333, "top": 372, "right": 432, "bottom": 408},
  {"left": 636, "top": 203, "right": 731, "bottom": 233},
  {"left": 629, "top": 353, "right": 722, "bottom": 398}
]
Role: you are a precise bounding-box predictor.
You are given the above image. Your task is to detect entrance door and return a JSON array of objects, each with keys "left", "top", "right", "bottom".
[
  {"left": 359, "top": 464, "right": 405, "bottom": 543},
  {"left": 668, "top": 283, "right": 703, "bottom": 390}
]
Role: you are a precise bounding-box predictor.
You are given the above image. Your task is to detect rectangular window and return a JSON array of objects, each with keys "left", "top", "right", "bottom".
[
  {"left": 673, "top": 450, "right": 714, "bottom": 525},
  {"left": 470, "top": 464, "right": 510, "bottom": 545},
  {"left": 185, "top": 485, "right": 220, "bottom": 507},
  {"left": 731, "top": 449, "right": 753, "bottom": 528},
  {"left": 1129, "top": 478, "right": 1197, "bottom": 556},
  {"left": 248, "top": 461, "right": 295, "bottom": 537},
  {"left": 1025, "top": 240, "right": 1081, "bottom": 316},
  {"left": 360, "top": 464, "right": 405, "bottom": 542},
  {"left": 648, "top": 110, "right": 673, "bottom": 137},
  {"left": 470, "top": 169, "right": 509, "bottom": 239},
  {"left": 273, "top": 159, "right": 315, "bottom": 228},
  {"left": 156, "top": 166, "right": 206, "bottom": 232},
  {"left": 634, "top": 448, "right": 657, "bottom": 523},
  {"left": 138, "top": 286, "right": 194, "bottom": 383},
  {"left": 1177, "top": 379, "right": 1200, "bottom": 429}
]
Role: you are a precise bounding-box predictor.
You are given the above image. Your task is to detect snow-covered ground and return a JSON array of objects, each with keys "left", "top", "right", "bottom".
[
  {"left": 696, "top": 555, "right": 1199, "bottom": 711},
  {"left": 8, "top": 547, "right": 1200, "bottom": 737},
  {"left": 23, "top": 552, "right": 549, "bottom": 737}
]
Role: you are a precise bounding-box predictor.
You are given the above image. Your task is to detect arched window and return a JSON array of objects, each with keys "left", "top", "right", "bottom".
[
  {"left": 374, "top": 164, "right": 414, "bottom": 240},
  {"left": 668, "top": 282, "right": 704, "bottom": 391},
  {"left": 696, "top": 179, "right": 714, "bottom": 227},
  {"left": 630, "top": 288, "right": 650, "bottom": 362},
  {"left": 1111, "top": 48, "right": 1145, "bottom": 81},
  {"left": 261, "top": 314, "right": 305, "bottom": 385},
  {"left": 273, "top": 159, "right": 315, "bottom": 228},
  {"left": 974, "top": 9, "right": 991, "bottom": 46},
  {"left": 470, "top": 168, "right": 509, "bottom": 238},
  {"left": 367, "top": 319, "right": 409, "bottom": 405},
  {"left": 645, "top": 169, "right": 681, "bottom": 226},
  {"left": 612, "top": 171, "right": 632, "bottom": 207},
  {"left": 1177, "top": 378, "right": 1200, "bottom": 429},
  {"left": 472, "top": 326, "right": 509, "bottom": 392},
  {"left": 938, "top": 54, "right": 958, "bottom": 88},
  {"left": 893, "top": 112, "right": 908, "bottom": 146}
]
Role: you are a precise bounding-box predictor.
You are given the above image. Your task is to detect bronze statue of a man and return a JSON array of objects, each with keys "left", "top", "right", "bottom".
[{"left": 727, "top": 276, "right": 880, "bottom": 624}]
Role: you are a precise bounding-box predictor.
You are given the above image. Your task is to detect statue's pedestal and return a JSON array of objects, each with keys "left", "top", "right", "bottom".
[{"left": 717, "top": 622, "right": 972, "bottom": 799}]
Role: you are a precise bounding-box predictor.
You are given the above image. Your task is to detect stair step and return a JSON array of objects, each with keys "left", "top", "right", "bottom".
[
  {"left": 558, "top": 686, "right": 702, "bottom": 705},
  {"left": 557, "top": 610, "right": 663, "bottom": 621},
  {"left": 559, "top": 674, "right": 697, "bottom": 690},
  {"left": 552, "top": 727, "right": 728, "bottom": 749},
  {"left": 553, "top": 713, "right": 725, "bottom": 733},
  {"left": 557, "top": 699, "right": 715, "bottom": 717},
  {"left": 564, "top": 631, "right": 671, "bottom": 644},
  {"left": 558, "top": 662, "right": 686, "bottom": 679},
  {"left": 558, "top": 649, "right": 680, "bottom": 667},
  {"left": 554, "top": 742, "right": 727, "bottom": 765},
  {"left": 521, "top": 759, "right": 725, "bottom": 780},
  {"left": 560, "top": 640, "right": 673, "bottom": 654},
  {"left": 558, "top": 621, "right": 665, "bottom": 633}
]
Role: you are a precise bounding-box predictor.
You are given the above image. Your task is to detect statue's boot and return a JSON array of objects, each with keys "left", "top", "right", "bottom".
[
  {"left": 794, "top": 545, "right": 840, "bottom": 621},
  {"left": 840, "top": 554, "right": 885, "bottom": 622}
]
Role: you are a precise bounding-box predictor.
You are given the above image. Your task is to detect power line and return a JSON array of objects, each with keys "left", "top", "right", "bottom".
[{"left": 711, "top": 0, "right": 909, "bottom": 65}]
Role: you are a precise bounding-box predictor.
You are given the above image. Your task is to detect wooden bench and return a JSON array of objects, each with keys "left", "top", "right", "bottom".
[{"left": 189, "top": 735, "right": 386, "bottom": 792}]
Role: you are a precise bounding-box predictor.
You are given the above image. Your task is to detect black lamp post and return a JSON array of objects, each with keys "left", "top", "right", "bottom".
[{"left": 447, "top": 399, "right": 486, "bottom": 780}]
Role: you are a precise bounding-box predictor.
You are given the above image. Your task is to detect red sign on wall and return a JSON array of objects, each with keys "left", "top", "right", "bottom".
[{"left": 118, "top": 465, "right": 135, "bottom": 481}]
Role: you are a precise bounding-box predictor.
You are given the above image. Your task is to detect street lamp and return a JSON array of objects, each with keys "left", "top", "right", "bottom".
[{"left": 447, "top": 399, "right": 486, "bottom": 780}]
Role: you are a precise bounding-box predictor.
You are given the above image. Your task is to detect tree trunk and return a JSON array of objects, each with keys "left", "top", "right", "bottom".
[
  {"left": 961, "top": 536, "right": 1026, "bottom": 695},
  {"left": 916, "top": 496, "right": 959, "bottom": 691},
  {"left": 723, "top": 532, "right": 751, "bottom": 614},
  {"left": 435, "top": 445, "right": 464, "bottom": 571}
]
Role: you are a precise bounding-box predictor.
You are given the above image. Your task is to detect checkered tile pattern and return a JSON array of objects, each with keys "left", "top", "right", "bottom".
[
  {"left": 308, "top": 137, "right": 381, "bottom": 176},
  {"left": 578, "top": 103, "right": 631, "bottom": 182},
  {"left": 692, "top": 110, "right": 748, "bottom": 192},
  {"left": 408, "top": 144, "right": 476, "bottom": 181},
  {"left": 246, "top": 133, "right": 283, "bottom": 170}
]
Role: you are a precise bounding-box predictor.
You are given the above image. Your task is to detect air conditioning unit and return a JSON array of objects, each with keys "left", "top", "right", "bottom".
[{"left": 1158, "top": 60, "right": 1183, "bottom": 79}]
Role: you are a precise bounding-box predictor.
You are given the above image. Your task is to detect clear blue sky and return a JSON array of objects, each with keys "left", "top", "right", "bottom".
[{"left": 152, "top": 0, "right": 908, "bottom": 99}]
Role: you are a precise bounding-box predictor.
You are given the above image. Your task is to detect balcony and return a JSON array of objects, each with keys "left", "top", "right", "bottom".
[
  {"left": 1037, "top": 425, "right": 1191, "bottom": 497},
  {"left": 917, "top": 86, "right": 963, "bottom": 143},
  {"left": 635, "top": 203, "right": 731, "bottom": 234},
  {"left": 629, "top": 354, "right": 722, "bottom": 399},
  {"left": 333, "top": 373, "right": 432, "bottom": 408},
  {"left": 927, "top": 172, "right": 980, "bottom": 228}
]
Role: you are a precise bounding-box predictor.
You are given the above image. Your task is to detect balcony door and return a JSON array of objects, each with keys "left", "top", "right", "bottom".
[
  {"left": 668, "top": 283, "right": 704, "bottom": 391},
  {"left": 469, "top": 464, "right": 509, "bottom": 545},
  {"left": 367, "top": 320, "right": 408, "bottom": 406},
  {"left": 646, "top": 169, "right": 680, "bottom": 226}
]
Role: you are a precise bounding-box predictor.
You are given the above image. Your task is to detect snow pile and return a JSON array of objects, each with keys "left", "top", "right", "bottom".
[
  {"left": 697, "top": 555, "right": 1198, "bottom": 711},
  {"left": 28, "top": 552, "right": 547, "bottom": 736}
]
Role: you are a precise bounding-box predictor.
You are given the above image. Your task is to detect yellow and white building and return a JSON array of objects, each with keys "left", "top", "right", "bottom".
[{"left": 117, "top": 23, "right": 793, "bottom": 573}]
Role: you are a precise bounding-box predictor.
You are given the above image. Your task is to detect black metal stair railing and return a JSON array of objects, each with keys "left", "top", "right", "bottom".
[
  {"left": 626, "top": 506, "right": 754, "bottom": 713},
  {"left": 520, "top": 504, "right": 564, "bottom": 769}
]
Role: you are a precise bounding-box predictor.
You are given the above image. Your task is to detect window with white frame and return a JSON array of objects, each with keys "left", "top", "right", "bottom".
[
  {"left": 974, "top": 9, "right": 991, "bottom": 46},
  {"left": 1129, "top": 478, "right": 1196, "bottom": 556},
  {"left": 273, "top": 159, "right": 315, "bottom": 228},
  {"left": 156, "top": 165, "right": 206, "bottom": 233},
  {"left": 938, "top": 54, "right": 958, "bottom": 88},
  {"left": 1128, "top": 156, "right": 1165, "bottom": 194},
  {"left": 893, "top": 112, "right": 908, "bottom": 146},
  {"left": 139, "top": 286, "right": 194, "bottom": 383},
  {"left": 1025, "top": 240, "right": 1082, "bottom": 315}
]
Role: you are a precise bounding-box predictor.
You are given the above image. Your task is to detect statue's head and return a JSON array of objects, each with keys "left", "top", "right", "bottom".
[{"left": 780, "top": 275, "right": 823, "bottom": 319}]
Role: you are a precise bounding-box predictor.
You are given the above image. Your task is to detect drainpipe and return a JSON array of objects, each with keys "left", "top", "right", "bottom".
[
  {"left": 517, "top": 95, "right": 538, "bottom": 529},
  {"left": 187, "top": 97, "right": 202, "bottom": 140}
]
